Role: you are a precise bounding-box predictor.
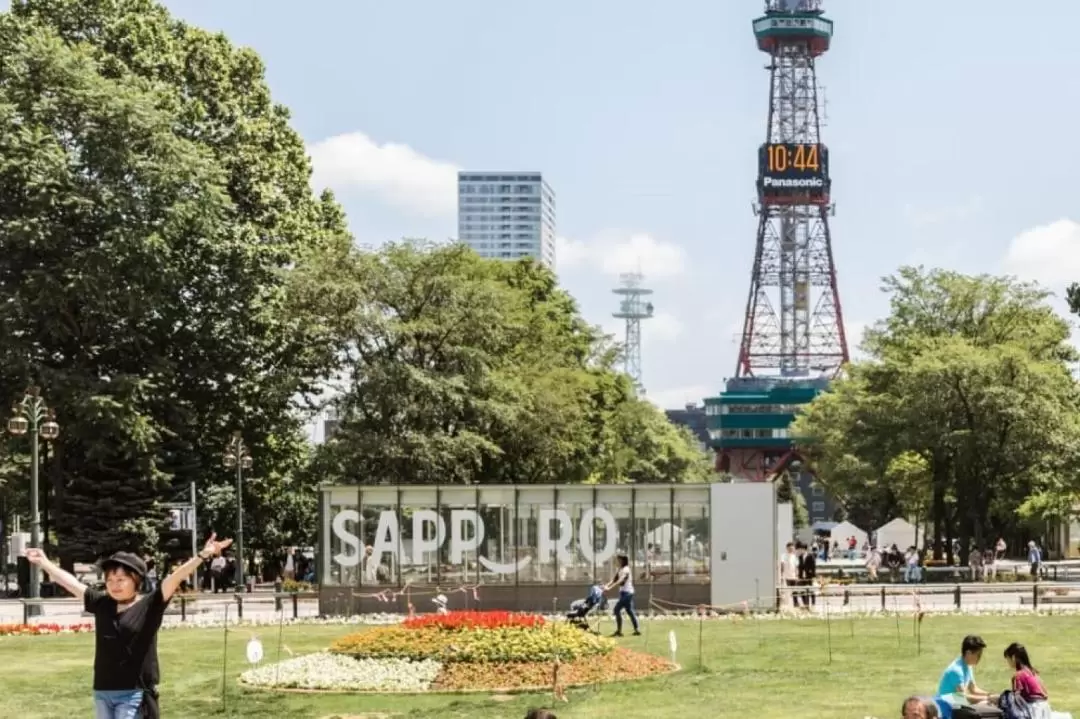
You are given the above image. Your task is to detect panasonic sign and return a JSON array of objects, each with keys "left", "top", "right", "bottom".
[{"left": 762, "top": 176, "right": 825, "bottom": 189}]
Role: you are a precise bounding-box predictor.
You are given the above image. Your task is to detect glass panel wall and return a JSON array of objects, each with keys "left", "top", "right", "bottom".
[
  {"left": 360, "top": 487, "right": 398, "bottom": 586},
  {"left": 674, "top": 486, "right": 710, "bottom": 584},
  {"left": 597, "top": 487, "right": 633, "bottom": 586},
  {"left": 326, "top": 487, "right": 360, "bottom": 587},
  {"left": 517, "top": 487, "right": 556, "bottom": 583},
  {"left": 632, "top": 487, "right": 674, "bottom": 585},
  {"left": 438, "top": 487, "right": 478, "bottom": 585},
  {"left": 320, "top": 484, "right": 712, "bottom": 588},
  {"left": 556, "top": 487, "right": 596, "bottom": 583},
  {"left": 398, "top": 488, "right": 437, "bottom": 586},
  {"left": 477, "top": 487, "right": 517, "bottom": 585}
]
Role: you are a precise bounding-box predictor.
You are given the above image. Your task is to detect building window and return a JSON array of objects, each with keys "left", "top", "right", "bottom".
[
  {"left": 811, "top": 501, "right": 825, "bottom": 512},
  {"left": 811, "top": 485, "right": 824, "bottom": 496}
]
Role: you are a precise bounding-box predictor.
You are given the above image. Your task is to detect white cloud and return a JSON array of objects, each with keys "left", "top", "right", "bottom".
[
  {"left": 1002, "top": 219, "right": 1080, "bottom": 288},
  {"left": 555, "top": 235, "right": 590, "bottom": 269},
  {"left": 308, "top": 131, "right": 458, "bottom": 217},
  {"left": 647, "top": 385, "right": 715, "bottom": 411},
  {"left": 557, "top": 231, "right": 686, "bottom": 279}
]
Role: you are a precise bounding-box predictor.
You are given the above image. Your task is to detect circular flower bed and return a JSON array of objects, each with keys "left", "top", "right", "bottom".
[{"left": 239, "top": 610, "right": 676, "bottom": 693}]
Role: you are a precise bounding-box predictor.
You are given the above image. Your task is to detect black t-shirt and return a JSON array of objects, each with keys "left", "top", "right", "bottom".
[{"left": 84, "top": 586, "right": 170, "bottom": 691}]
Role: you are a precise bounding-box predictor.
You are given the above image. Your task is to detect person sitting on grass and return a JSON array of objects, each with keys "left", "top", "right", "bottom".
[
  {"left": 939, "top": 635, "right": 998, "bottom": 710},
  {"left": 25, "top": 532, "right": 233, "bottom": 719},
  {"left": 997, "top": 642, "right": 1072, "bottom": 719}
]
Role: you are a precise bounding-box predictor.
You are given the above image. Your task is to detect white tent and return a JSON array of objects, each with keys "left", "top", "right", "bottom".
[
  {"left": 828, "top": 520, "right": 868, "bottom": 548},
  {"left": 644, "top": 523, "right": 682, "bottom": 552},
  {"left": 874, "top": 518, "right": 922, "bottom": 550}
]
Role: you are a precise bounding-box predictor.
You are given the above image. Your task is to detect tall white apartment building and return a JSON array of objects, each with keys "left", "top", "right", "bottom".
[{"left": 457, "top": 171, "right": 556, "bottom": 269}]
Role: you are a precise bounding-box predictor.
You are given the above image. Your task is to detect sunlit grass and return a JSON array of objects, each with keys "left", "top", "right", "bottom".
[{"left": 3, "top": 614, "right": 1080, "bottom": 718}]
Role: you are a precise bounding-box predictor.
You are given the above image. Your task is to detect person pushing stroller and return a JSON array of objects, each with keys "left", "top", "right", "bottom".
[{"left": 566, "top": 582, "right": 608, "bottom": 630}]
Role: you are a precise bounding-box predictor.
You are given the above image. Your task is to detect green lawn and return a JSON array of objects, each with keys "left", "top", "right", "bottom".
[{"left": 4, "top": 614, "right": 1080, "bottom": 718}]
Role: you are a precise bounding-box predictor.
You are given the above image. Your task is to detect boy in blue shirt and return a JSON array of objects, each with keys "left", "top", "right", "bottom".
[{"left": 938, "top": 635, "right": 997, "bottom": 708}]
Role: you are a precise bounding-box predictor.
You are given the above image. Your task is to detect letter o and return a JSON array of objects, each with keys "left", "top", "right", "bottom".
[{"left": 578, "top": 507, "right": 618, "bottom": 565}]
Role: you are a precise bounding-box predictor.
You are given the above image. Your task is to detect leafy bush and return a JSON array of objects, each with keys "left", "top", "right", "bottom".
[
  {"left": 402, "top": 610, "right": 544, "bottom": 631},
  {"left": 281, "top": 579, "right": 313, "bottom": 593},
  {"left": 330, "top": 623, "right": 613, "bottom": 663}
]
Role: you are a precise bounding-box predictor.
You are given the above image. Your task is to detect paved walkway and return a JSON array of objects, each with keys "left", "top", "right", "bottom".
[{"left": 2, "top": 585, "right": 1074, "bottom": 625}]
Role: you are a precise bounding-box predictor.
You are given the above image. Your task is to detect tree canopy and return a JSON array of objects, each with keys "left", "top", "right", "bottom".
[
  {"left": 0, "top": 0, "right": 348, "bottom": 561},
  {"left": 793, "top": 267, "right": 1080, "bottom": 559},
  {"left": 310, "top": 241, "right": 711, "bottom": 487}
]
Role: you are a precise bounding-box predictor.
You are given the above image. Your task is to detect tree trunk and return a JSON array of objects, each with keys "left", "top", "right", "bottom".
[{"left": 931, "top": 457, "right": 948, "bottom": 560}]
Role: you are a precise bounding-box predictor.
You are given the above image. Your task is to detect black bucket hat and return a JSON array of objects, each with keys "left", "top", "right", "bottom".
[{"left": 100, "top": 552, "right": 147, "bottom": 579}]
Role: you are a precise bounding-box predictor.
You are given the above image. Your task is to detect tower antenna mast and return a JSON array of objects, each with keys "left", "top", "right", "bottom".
[{"left": 612, "top": 272, "right": 654, "bottom": 392}]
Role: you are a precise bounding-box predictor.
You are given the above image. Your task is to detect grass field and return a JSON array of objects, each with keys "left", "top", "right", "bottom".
[{"left": 4, "top": 614, "right": 1080, "bottom": 718}]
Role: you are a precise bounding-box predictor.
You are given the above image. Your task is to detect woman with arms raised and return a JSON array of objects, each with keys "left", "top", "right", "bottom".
[{"left": 26, "top": 533, "right": 232, "bottom": 719}]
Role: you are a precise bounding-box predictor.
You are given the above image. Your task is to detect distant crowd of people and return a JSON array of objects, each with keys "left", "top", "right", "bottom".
[{"left": 802, "top": 533, "right": 1047, "bottom": 585}]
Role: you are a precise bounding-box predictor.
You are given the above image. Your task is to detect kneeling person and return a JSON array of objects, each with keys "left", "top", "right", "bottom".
[{"left": 939, "top": 635, "right": 999, "bottom": 715}]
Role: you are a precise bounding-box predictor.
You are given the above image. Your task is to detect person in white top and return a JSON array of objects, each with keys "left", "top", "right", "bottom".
[
  {"left": 780, "top": 542, "right": 799, "bottom": 607},
  {"left": 284, "top": 547, "right": 295, "bottom": 581},
  {"left": 604, "top": 554, "right": 640, "bottom": 637},
  {"left": 362, "top": 546, "right": 380, "bottom": 584}
]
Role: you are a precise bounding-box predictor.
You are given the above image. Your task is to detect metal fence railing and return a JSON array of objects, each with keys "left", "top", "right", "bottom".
[
  {"left": 0, "top": 592, "right": 321, "bottom": 626},
  {"left": 4, "top": 582, "right": 1080, "bottom": 625}
]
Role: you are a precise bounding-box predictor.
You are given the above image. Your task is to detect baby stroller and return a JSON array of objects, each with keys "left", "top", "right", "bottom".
[{"left": 566, "top": 584, "right": 608, "bottom": 631}]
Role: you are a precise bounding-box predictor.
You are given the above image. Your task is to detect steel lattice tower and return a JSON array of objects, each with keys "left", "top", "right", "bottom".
[
  {"left": 737, "top": 0, "right": 849, "bottom": 378},
  {"left": 612, "top": 272, "right": 654, "bottom": 391}
]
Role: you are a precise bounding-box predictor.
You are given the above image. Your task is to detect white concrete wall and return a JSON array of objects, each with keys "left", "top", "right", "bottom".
[
  {"left": 777, "top": 502, "right": 794, "bottom": 554},
  {"left": 710, "top": 482, "right": 777, "bottom": 611}
]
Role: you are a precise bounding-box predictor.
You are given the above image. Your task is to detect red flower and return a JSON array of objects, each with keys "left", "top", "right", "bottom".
[
  {"left": 0, "top": 622, "right": 93, "bottom": 636},
  {"left": 403, "top": 610, "right": 545, "bottom": 631}
]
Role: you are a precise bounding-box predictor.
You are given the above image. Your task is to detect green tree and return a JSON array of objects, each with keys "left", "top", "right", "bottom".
[
  {"left": 775, "top": 470, "right": 809, "bottom": 528},
  {"left": 795, "top": 267, "right": 1080, "bottom": 561},
  {"left": 314, "top": 241, "right": 708, "bottom": 487},
  {"left": 0, "top": 1, "right": 348, "bottom": 561}
]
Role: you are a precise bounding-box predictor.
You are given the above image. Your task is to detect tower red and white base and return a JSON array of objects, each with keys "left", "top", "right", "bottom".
[{"left": 737, "top": 0, "right": 849, "bottom": 379}]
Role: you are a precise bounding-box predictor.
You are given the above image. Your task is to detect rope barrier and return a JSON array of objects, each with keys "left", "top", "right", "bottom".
[{"left": 350, "top": 580, "right": 484, "bottom": 603}]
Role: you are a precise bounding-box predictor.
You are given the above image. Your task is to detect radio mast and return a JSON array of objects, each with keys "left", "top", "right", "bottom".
[
  {"left": 736, "top": 0, "right": 848, "bottom": 378},
  {"left": 612, "top": 272, "right": 654, "bottom": 392}
]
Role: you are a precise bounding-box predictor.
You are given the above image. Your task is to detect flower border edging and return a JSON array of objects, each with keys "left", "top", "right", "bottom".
[{"left": 236, "top": 654, "right": 681, "bottom": 696}]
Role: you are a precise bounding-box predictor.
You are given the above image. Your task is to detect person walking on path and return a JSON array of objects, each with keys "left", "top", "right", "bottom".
[
  {"left": 25, "top": 532, "right": 233, "bottom": 719},
  {"left": 604, "top": 553, "right": 641, "bottom": 637}
]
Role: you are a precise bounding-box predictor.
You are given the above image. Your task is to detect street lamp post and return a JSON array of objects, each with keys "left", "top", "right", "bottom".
[
  {"left": 223, "top": 431, "right": 252, "bottom": 589},
  {"left": 7, "top": 388, "right": 60, "bottom": 615}
]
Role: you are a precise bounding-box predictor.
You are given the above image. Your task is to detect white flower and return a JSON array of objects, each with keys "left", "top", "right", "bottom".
[{"left": 239, "top": 652, "right": 442, "bottom": 692}]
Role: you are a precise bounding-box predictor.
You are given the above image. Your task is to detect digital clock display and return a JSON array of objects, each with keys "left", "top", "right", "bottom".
[{"left": 757, "top": 143, "right": 830, "bottom": 204}]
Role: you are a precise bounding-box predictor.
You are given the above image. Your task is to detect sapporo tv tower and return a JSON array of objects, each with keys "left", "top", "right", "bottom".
[{"left": 710, "top": 0, "right": 849, "bottom": 482}]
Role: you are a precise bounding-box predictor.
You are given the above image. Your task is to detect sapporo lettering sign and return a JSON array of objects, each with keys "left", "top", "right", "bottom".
[{"left": 331, "top": 507, "right": 619, "bottom": 574}]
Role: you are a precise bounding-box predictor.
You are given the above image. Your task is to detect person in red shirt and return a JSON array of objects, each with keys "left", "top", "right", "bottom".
[{"left": 1004, "top": 642, "right": 1047, "bottom": 704}]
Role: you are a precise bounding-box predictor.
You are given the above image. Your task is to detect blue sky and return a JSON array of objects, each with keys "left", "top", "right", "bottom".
[{"left": 24, "top": 1, "right": 1080, "bottom": 407}]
